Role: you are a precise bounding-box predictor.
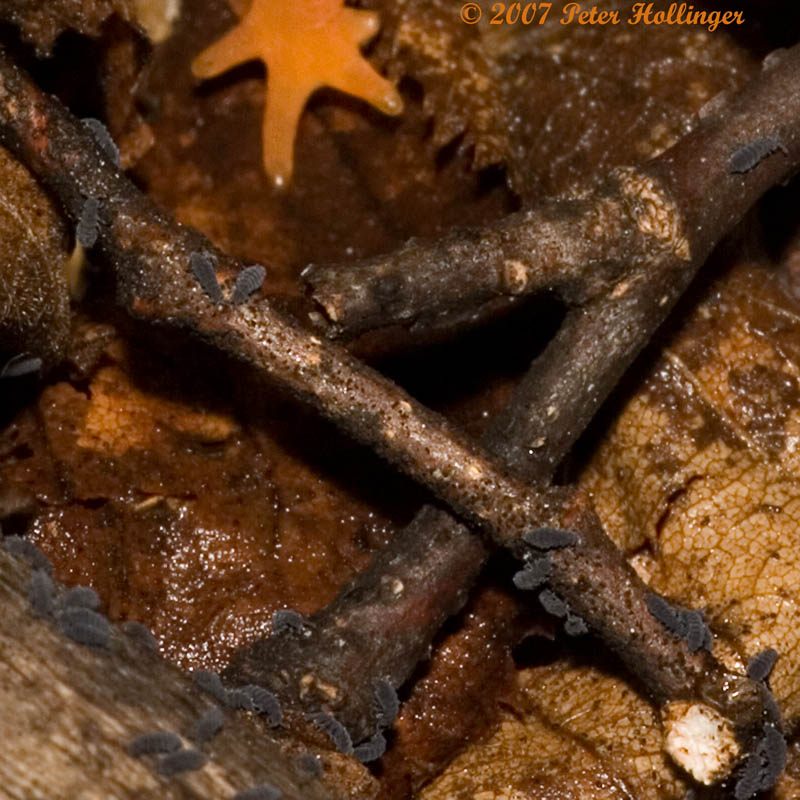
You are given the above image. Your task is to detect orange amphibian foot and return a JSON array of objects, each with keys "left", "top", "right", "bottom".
[{"left": 191, "top": 0, "right": 403, "bottom": 188}]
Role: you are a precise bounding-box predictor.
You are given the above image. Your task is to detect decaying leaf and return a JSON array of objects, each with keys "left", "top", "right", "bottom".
[
  {"left": 422, "top": 716, "right": 630, "bottom": 800},
  {"left": 0, "top": 323, "right": 407, "bottom": 671},
  {"left": 420, "top": 654, "right": 685, "bottom": 800},
  {"left": 1, "top": 0, "right": 134, "bottom": 54},
  {"left": 582, "top": 262, "right": 800, "bottom": 724},
  {"left": 373, "top": 0, "right": 754, "bottom": 200},
  {"left": 0, "top": 145, "right": 71, "bottom": 368},
  {"left": 373, "top": 0, "right": 508, "bottom": 170},
  {"left": 493, "top": 8, "right": 754, "bottom": 199}
]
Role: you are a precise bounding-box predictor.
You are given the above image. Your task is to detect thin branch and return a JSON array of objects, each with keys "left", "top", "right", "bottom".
[
  {"left": 302, "top": 189, "right": 639, "bottom": 338},
  {"left": 227, "top": 505, "right": 488, "bottom": 733},
  {"left": 304, "top": 54, "right": 800, "bottom": 343}
]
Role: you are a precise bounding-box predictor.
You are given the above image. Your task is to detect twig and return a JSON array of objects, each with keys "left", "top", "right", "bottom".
[
  {"left": 227, "top": 505, "right": 489, "bottom": 734},
  {"left": 302, "top": 191, "right": 638, "bottom": 338},
  {"left": 304, "top": 53, "right": 800, "bottom": 342}
]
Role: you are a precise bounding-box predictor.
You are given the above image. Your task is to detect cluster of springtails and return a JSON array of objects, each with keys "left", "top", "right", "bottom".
[
  {"left": 514, "top": 524, "right": 786, "bottom": 799},
  {"left": 4, "top": 534, "right": 111, "bottom": 647},
  {"left": 512, "top": 527, "right": 587, "bottom": 636},
  {"left": 191, "top": 251, "right": 266, "bottom": 305},
  {"left": 192, "top": 609, "right": 400, "bottom": 766}
]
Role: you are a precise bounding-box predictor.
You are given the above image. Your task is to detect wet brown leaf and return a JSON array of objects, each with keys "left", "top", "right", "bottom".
[
  {"left": 0, "top": 323, "right": 407, "bottom": 671},
  {"left": 373, "top": 0, "right": 508, "bottom": 169},
  {"left": 0, "top": 145, "right": 71, "bottom": 367},
  {"left": 493, "top": 6, "right": 754, "bottom": 199},
  {"left": 380, "top": 585, "right": 523, "bottom": 800},
  {"left": 373, "top": 0, "right": 753, "bottom": 200}
]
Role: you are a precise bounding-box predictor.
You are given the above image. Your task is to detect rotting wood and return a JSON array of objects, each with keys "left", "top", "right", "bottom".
[{"left": 0, "top": 548, "right": 339, "bottom": 800}]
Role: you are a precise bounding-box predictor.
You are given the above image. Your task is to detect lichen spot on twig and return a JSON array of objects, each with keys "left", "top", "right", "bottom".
[
  {"left": 503, "top": 259, "right": 530, "bottom": 294},
  {"left": 564, "top": 613, "right": 588, "bottom": 636},
  {"left": 613, "top": 167, "right": 691, "bottom": 260}
]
